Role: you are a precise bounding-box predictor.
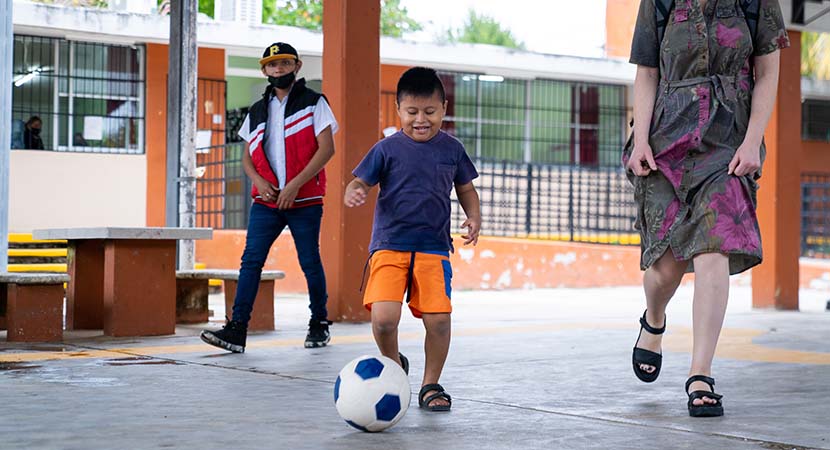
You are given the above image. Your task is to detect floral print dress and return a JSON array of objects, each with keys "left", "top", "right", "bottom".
[{"left": 623, "top": 0, "right": 790, "bottom": 274}]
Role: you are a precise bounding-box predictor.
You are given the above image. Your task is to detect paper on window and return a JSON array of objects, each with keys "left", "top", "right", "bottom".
[{"left": 83, "top": 116, "right": 104, "bottom": 141}]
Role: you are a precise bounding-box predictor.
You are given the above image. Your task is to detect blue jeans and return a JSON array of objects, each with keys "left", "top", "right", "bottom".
[{"left": 232, "top": 203, "right": 328, "bottom": 325}]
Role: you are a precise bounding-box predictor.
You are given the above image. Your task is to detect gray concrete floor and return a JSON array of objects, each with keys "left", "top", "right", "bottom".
[{"left": 1, "top": 285, "right": 829, "bottom": 450}]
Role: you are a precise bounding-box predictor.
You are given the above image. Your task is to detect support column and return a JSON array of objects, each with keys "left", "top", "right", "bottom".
[
  {"left": 752, "top": 30, "right": 801, "bottom": 310},
  {"left": 321, "top": 0, "right": 381, "bottom": 322},
  {"left": 167, "top": 0, "right": 198, "bottom": 270},
  {"left": 0, "top": 0, "right": 12, "bottom": 274}
]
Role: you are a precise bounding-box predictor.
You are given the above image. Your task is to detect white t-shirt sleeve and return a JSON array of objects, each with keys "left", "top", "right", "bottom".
[
  {"left": 313, "top": 97, "right": 338, "bottom": 136},
  {"left": 237, "top": 114, "right": 251, "bottom": 142}
]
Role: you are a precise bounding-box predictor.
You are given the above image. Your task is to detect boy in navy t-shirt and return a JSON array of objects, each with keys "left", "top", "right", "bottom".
[{"left": 344, "top": 67, "right": 481, "bottom": 412}]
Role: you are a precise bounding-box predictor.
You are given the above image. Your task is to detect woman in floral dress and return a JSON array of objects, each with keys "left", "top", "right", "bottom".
[{"left": 623, "top": 0, "right": 789, "bottom": 416}]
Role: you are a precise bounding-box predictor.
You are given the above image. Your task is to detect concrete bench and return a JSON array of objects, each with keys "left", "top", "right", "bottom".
[
  {"left": 33, "top": 227, "right": 212, "bottom": 337},
  {"left": 176, "top": 270, "right": 285, "bottom": 331},
  {"left": 0, "top": 273, "right": 69, "bottom": 342}
]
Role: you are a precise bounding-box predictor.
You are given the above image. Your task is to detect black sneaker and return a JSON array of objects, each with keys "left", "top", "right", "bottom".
[
  {"left": 200, "top": 319, "right": 247, "bottom": 353},
  {"left": 304, "top": 319, "right": 332, "bottom": 348}
]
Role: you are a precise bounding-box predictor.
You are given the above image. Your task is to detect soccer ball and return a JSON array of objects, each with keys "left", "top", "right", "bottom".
[{"left": 334, "top": 355, "right": 411, "bottom": 432}]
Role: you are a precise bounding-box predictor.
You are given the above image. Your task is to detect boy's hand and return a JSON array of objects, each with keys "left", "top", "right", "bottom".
[
  {"left": 461, "top": 215, "right": 481, "bottom": 246},
  {"left": 276, "top": 180, "right": 300, "bottom": 210},
  {"left": 344, "top": 184, "right": 368, "bottom": 207},
  {"left": 254, "top": 178, "right": 279, "bottom": 203}
]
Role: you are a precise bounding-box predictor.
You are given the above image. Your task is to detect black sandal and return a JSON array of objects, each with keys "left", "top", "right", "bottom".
[
  {"left": 419, "top": 383, "right": 452, "bottom": 412},
  {"left": 399, "top": 352, "right": 409, "bottom": 375},
  {"left": 632, "top": 310, "right": 666, "bottom": 383},
  {"left": 686, "top": 375, "right": 724, "bottom": 417}
]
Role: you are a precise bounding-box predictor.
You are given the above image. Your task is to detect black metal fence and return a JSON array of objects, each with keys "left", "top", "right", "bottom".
[
  {"left": 802, "top": 173, "right": 830, "bottom": 257},
  {"left": 195, "top": 142, "right": 252, "bottom": 230},
  {"left": 451, "top": 158, "right": 637, "bottom": 244}
]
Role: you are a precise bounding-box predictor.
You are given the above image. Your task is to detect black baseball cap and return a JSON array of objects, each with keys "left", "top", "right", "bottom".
[{"left": 259, "top": 42, "right": 299, "bottom": 66}]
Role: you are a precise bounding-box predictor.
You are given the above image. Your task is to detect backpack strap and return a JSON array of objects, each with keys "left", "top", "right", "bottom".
[
  {"left": 654, "top": 0, "right": 675, "bottom": 45},
  {"left": 740, "top": 0, "right": 760, "bottom": 43}
]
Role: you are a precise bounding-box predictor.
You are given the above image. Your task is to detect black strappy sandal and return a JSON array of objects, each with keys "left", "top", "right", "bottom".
[
  {"left": 419, "top": 383, "right": 452, "bottom": 412},
  {"left": 632, "top": 310, "right": 666, "bottom": 383},
  {"left": 399, "top": 352, "right": 409, "bottom": 375},
  {"left": 686, "top": 375, "right": 724, "bottom": 417}
]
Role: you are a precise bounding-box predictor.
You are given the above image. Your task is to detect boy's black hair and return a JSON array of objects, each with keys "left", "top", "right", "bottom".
[{"left": 396, "top": 67, "right": 445, "bottom": 104}]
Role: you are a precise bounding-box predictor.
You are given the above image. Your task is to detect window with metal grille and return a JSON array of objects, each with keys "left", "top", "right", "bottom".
[
  {"left": 11, "top": 35, "right": 145, "bottom": 154},
  {"left": 433, "top": 71, "right": 627, "bottom": 166},
  {"left": 803, "top": 98, "right": 830, "bottom": 142}
]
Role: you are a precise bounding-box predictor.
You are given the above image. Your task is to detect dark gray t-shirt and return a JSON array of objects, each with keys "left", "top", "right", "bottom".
[{"left": 353, "top": 130, "right": 479, "bottom": 253}]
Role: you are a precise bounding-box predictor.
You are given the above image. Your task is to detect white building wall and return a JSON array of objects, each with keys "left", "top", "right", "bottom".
[{"left": 9, "top": 151, "right": 147, "bottom": 232}]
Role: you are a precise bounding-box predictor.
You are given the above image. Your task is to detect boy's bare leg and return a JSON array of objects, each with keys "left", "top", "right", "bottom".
[
  {"left": 371, "top": 301, "right": 404, "bottom": 367},
  {"left": 422, "top": 312, "right": 451, "bottom": 407}
]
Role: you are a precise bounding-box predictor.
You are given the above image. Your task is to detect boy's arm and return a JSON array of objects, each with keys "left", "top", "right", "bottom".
[
  {"left": 455, "top": 182, "right": 481, "bottom": 245},
  {"left": 344, "top": 177, "right": 372, "bottom": 207},
  {"left": 275, "top": 126, "right": 335, "bottom": 209},
  {"left": 242, "top": 145, "right": 279, "bottom": 202}
]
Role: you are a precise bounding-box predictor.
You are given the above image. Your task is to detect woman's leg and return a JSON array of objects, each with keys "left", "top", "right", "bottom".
[
  {"left": 688, "top": 252, "right": 730, "bottom": 405},
  {"left": 636, "top": 250, "right": 687, "bottom": 373}
]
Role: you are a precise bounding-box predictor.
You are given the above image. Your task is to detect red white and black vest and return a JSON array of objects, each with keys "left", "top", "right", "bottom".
[{"left": 245, "top": 78, "right": 327, "bottom": 209}]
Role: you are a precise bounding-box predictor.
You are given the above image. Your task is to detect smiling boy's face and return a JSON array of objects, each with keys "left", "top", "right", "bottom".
[{"left": 396, "top": 90, "right": 447, "bottom": 142}]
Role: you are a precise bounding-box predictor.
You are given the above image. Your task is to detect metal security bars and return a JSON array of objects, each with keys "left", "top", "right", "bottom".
[
  {"left": 802, "top": 173, "right": 830, "bottom": 257},
  {"left": 11, "top": 35, "right": 144, "bottom": 154},
  {"left": 436, "top": 72, "right": 628, "bottom": 166},
  {"left": 803, "top": 99, "right": 830, "bottom": 142},
  {"left": 194, "top": 78, "right": 240, "bottom": 229},
  {"left": 195, "top": 142, "right": 251, "bottom": 230},
  {"left": 450, "top": 158, "right": 638, "bottom": 244}
]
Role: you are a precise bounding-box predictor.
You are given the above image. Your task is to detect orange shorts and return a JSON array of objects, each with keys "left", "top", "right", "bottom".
[{"left": 363, "top": 250, "right": 453, "bottom": 318}]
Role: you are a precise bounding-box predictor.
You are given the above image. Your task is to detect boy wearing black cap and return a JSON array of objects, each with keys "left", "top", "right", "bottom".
[{"left": 201, "top": 42, "right": 338, "bottom": 353}]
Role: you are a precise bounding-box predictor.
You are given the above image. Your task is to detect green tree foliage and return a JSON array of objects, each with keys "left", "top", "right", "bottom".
[
  {"left": 262, "top": 0, "right": 422, "bottom": 37},
  {"left": 802, "top": 31, "right": 830, "bottom": 80},
  {"left": 439, "top": 9, "right": 525, "bottom": 50},
  {"left": 199, "top": 0, "right": 215, "bottom": 17}
]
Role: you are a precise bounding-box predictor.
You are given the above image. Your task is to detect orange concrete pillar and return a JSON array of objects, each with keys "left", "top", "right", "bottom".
[
  {"left": 605, "top": 0, "right": 640, "bottom": 58},
  {"left": 752, "top": 30, "right": 802, "bottom": 310},
  {"left": 321, "top": 0, "right": 380, "bottom": 322}
]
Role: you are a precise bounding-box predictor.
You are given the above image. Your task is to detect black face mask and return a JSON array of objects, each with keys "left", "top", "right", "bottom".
[
  {"left": 268, "top": 71, "right": 296, "bottom": 90},
  {"left": 30, "top": 127, "right": 41, "bottom": 136}
]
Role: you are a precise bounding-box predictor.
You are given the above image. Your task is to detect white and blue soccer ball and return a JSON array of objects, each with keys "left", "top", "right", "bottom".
[{"left": 334, "top": 355, "right": 411, "bottom": 432}]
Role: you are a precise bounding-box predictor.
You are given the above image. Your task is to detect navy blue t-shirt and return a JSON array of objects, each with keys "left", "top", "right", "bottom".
[{"left": 353, "top": 130, "right": 479, "bottom": 253}]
